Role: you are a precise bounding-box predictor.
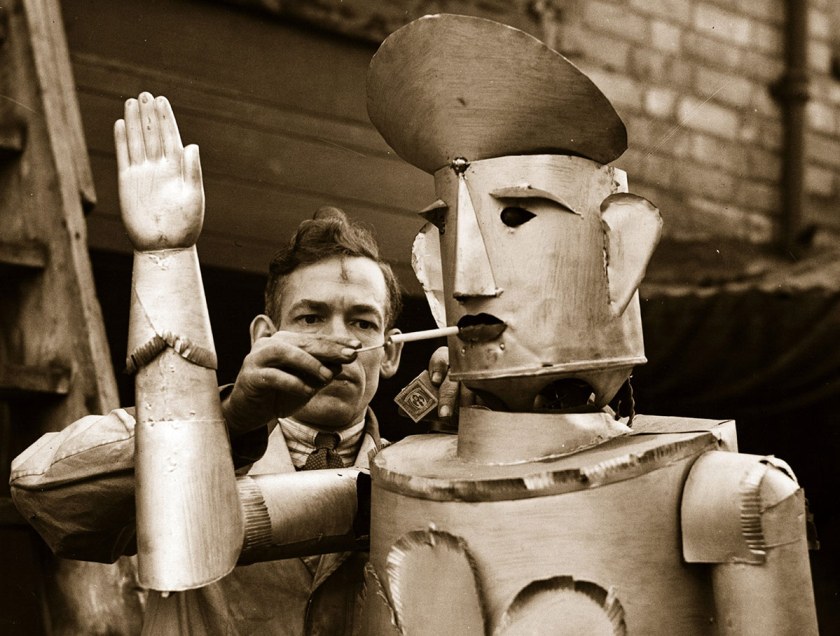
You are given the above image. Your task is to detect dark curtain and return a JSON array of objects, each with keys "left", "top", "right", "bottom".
[{"left": 634, "top": 247, "right": 840, "bottom": 631}]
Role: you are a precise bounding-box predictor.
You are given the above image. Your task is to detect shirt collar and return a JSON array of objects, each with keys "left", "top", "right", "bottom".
[{"left": 279, "top": 417, "right": 366, "bottom": 469}]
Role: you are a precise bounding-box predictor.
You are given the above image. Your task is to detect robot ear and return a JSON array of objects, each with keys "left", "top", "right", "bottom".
[
  {"left": 600, "top": 193, "right": 663, "bottom": 317},
  {"left": 412, "top": 223, "right": 447, "bottom": 328}
]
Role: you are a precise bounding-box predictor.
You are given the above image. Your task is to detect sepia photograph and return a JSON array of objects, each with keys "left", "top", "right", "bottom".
[{"left": 1, "top": 0, "right": 838, "bottom": 633}]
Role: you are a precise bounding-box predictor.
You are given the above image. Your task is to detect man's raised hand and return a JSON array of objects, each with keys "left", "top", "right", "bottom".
[{"left": 114, "top": 93, "right": 204, "bottom": 251}]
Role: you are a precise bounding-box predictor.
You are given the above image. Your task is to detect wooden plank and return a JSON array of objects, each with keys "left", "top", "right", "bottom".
[
  {"left": 222, "top": 0, "right": 537, "bottom": 45},
  {"left": 71, "top": 52, "right": 394, "bottom": 158},
  {"left": 40, "top": 0, "right": 96, "bottom": 209},
  {"left": 84, "top": 130, "right": 430, "bottom": 292},
  {"left": 21, "top": 0, "right": 119, "bottom": 414},
  {"left": 0, "top": 240, "right": 47, "bottom": 272},
  {"left": 61, "top": 0, "right": 436, "bottom": 294},
  {"left": 71, "top": 75, "right": 432, "bottom": 217},
  {"left": 62, "top": 0, "right": 375, "bottom": 123},
  {"left": 0, "top": 123, "right": 26, "bottom": 157},
  {"left": 84, "top": 213, "right": 423, "bottom": 296},
  {"left": 0, "top": 363, "right": 71, "bottom": 397}
]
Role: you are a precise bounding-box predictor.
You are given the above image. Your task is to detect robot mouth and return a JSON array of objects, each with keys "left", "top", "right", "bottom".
[{"left": 456, "top": 314, "right": 507, "bottom": 343}]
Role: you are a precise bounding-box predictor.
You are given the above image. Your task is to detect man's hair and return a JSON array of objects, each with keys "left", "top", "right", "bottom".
[{"left": 265, "top": 207, "right": 403, "bottom": 329}]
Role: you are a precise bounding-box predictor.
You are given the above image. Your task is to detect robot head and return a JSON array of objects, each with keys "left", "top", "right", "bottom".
[
  {"left": 413, "top": 154, "right": 660, "bottom": 410},
  {"left": 368, "top": 15, "right": 661, "bottom": 410}
]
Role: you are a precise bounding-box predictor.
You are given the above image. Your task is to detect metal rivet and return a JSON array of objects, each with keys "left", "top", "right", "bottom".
[{"left": 451, "top": 157, "right": 469, "bottom": 174}]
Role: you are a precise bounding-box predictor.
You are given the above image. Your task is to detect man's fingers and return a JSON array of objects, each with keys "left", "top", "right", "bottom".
[
  {"left": 254, "top": 367, "right": 321, "bottom": 398},
  {"left": 138, "top": 92, "right": 162, "bottom": 161},
  {"left": 114, "top": 119, "right": 129, "bottom": 173},
  {"left": 428, "top": 346, "right": 450, "bottom": 385},
  {"left": 251, "top": 340, "right": 337, "bottom": 385},
  {"left": 246, "top": 333, "right": 363, "bottom": 399},
  {"left": 229, "top": 367, "right": 322, "bottom": 426},
  {"left": 156, "top": 95, "right": 182, "bottom": 158},
  {"left": 436, "top": 375, "right": 459, "bottom": 418},
  {"left": 123, "top": 98, "right": 145, "bottom": 165}
]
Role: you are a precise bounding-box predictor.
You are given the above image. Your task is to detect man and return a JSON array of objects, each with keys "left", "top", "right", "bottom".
[
  {"left": 11, "top": 94, "right": 404, "bottom": 635},
  {"left": 222, "top": 204, "right": 404, "bottom": 464}
]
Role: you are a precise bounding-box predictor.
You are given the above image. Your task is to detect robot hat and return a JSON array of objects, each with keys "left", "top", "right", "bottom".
[{"left": 366, "top": 13, "right": 627, "bottom": 174}]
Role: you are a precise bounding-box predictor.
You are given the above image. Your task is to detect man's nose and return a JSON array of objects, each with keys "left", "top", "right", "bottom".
[
  {"left": 325, "top": 316, "right": 353, "bottom": 339},
  {"left": 453, "top": 176, "right": 499, "bottom": 300}
]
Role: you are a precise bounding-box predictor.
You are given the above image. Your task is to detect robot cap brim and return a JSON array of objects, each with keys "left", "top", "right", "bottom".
[{"left": 366, "top": 14, "right": 627, "bottom": 174}]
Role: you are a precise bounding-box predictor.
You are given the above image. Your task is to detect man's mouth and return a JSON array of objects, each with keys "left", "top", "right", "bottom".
[
  {"left": 332, "top": 369, "right": 357, "bottom": 384},
  {"left": 456, "top": 314, "right": 507, "bottom": 343},
  {"left": 319, "top": 373, "right": 358, "bottom": 395}
]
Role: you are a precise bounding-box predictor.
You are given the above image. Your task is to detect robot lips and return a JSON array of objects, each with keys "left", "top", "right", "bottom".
[{"left": 456, "top": 314, "right": 506, "bottom": 343}]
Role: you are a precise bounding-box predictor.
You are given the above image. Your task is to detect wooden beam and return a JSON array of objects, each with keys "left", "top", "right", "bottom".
[
  {"left": 0, "top": 363, "right": 71, "bottom": 398},
  {"left": 0, "top": 124, "right": 26, "bottom": 158},
  {"left": 0, "top": 240, "right": 48, "bottom": 273}
]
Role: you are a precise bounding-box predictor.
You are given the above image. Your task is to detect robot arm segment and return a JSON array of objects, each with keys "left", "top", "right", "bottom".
[{"left": 682, "top": 450, "right": 818, "bottom": 635}]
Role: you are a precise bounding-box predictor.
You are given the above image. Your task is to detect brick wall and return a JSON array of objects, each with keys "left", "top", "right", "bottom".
[
  {"left": 547, "top": 0, "right": 840, "bottom": 247},
  {"left": 232, "top": 0, "right": 840, "bottom": 250}
]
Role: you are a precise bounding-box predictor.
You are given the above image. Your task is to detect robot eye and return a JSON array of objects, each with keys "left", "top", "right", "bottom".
[
  {"left": 425, "top": 208, "right": 446, "bottom": 233},
  {"left": 419, "top": 200, "right": 448, "bottom": 233},
  {"left": 500, "top": 206, "right": 536, "bottom": 227}
]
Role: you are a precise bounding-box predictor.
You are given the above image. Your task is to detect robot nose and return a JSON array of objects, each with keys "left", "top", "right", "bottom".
[{"left": 452, "top": 177, "right": 500, "bottom": 300}]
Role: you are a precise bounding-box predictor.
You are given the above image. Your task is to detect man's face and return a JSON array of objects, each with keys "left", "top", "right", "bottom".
[{"left": 274, "top": 256, "right": 400, "bottom": 430}]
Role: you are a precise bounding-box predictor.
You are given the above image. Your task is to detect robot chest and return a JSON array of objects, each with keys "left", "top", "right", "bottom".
[{"left": 367, "top": 423, "right": 731, "bottom": 634}]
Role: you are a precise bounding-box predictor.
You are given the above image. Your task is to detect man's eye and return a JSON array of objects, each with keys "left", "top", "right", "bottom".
[
  {"left": 500, "top": 206, "right": 536, "bottom": 227},
  {"left": 300, "top": 315, "right": 322, "bottom": 325},
  {"left": 354, "top": 320, "right": 376, "bottom": 330}
]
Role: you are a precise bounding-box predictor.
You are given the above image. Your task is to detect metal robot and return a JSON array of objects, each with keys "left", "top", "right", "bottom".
[{"left": 361, "top": 14, "right": 818, "bottom": 635}]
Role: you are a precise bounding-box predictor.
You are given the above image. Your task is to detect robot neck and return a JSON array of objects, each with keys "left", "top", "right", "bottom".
[{"left": 456, "top": 406, "right": 631, "bottom": 465}]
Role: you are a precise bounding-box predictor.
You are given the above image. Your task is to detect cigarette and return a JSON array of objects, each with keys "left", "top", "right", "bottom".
[{"left": 355, "top": 326, "right": 459, "bottom": 352}]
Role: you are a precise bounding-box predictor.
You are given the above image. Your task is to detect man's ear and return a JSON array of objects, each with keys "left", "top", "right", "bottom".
[
  {"left": 249, "top": 314, "right": 277, "bottom": 345},
  {"left": 380, "top": 328, "right": 404, "bottom": 379}
]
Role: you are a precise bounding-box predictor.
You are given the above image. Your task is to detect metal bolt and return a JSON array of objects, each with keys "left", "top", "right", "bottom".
[{"left": 451, "top": 157, "right": 469, "bottom": 174}]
